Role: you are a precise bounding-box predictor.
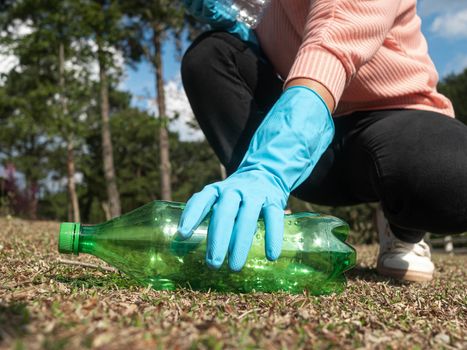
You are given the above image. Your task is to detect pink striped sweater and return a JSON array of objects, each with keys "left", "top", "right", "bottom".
[{"left": 255, "top": 0, "right": 454, "bottom": 117}]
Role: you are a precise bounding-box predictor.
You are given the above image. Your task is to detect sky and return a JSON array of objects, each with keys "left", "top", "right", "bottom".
[{"left": 122, "top": 0, "right": 467, "bottom": 107}]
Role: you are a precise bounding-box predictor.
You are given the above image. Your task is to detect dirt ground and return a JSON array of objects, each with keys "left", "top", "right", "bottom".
[{"left": 0, "top": 216, "right": 466, "bottom": 349}]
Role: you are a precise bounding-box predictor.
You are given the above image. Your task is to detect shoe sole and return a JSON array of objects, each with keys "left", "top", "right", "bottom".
[{"left": 377, "top": 262, "right": 433, "bottom": 282}]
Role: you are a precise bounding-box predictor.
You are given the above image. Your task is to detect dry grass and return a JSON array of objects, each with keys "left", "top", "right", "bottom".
[{"left": 0, "top": 216, "right": 466, "bottom": 350}]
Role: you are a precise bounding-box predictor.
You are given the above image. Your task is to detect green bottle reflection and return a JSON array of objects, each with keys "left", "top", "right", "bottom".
[{"left": 58, "top": 200, "right": 356, "bottom": 294}]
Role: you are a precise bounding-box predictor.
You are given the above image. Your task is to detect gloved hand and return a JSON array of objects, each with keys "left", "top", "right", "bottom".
[
  {"left": 178, "top": 86, "right": 335, "bottom": 271},
  {"left": 183, "top": 0, "right": 258, "bottom": 47}
]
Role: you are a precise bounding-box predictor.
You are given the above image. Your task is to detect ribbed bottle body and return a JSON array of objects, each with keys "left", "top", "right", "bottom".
[
  {"left": 72, "top": 201, "right": 356, "bottom": 294},
  {"left": 219, "top": 0, "right": 271, "bottom": 28}
]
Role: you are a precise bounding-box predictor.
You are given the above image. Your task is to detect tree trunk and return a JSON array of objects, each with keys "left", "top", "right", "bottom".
[
  {"left": 59, "top": 42, "right": 80, "bottom": 222},
  {"left": 82, "top": 191, "right": 94, "bottom": 223},
  {"left": 153, "top": 25, "right": 172, "bottom": 201},
  {"left": 29, "top": 183, "right": 37, "bottom": 219},
  {"left": 101, "top": 201, "right": 111, "bottom": 221},
  {"left": 97, "top": 40, "right": 121, "bottom": 217},
  {"left": 219, "top": 163, "right": 227, "bottom": 180},
  {"left": 66, "top": 140, "right": 80, "bottom": 221}
]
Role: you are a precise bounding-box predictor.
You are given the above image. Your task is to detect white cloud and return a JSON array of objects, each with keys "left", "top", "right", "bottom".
[
  {"left": 0, "top": 21, "right": 34, "bottom": 85},
  {"left": 430, "top": 9, "right": 467, "bottom": 39},
  {"left": 418, "top": 0, "right": 467, "bottom": 17},
  {"left": 0, "top": 53, "right": 18, "bottom": 76}
]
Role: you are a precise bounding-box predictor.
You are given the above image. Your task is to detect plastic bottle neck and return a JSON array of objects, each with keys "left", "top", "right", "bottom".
[{"left": 77, "top": 225, "right": 99, "bottom": 255}]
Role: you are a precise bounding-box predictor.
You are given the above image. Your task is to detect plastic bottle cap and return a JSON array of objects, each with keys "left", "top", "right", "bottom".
[{"left": 58, "top": 222, "right": 80, "bottom": 255}]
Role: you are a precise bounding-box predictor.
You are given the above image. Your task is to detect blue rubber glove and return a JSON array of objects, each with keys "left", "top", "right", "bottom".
[
  {"left": 183, "top": 0, "right": 258, "bottom": 47},
  {"left": 178, "top": 86, "right": 335, "bottom": 271}
]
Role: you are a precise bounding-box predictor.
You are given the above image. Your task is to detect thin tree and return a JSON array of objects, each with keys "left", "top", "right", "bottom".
[
  {"left": 121, "top": 0, "right": 187, "bottom": 201},
  {"left": 56, "top": 4, "right": 82, "bottom": 221},
  {"left": 78, "top": 0, "right": 128, "bottom": 218}
]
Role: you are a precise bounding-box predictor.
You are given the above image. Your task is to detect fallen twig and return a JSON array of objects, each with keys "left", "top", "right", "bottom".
[
  {"left": 57, "top": 258, "right": 118, "bottom": 272},
  {"left": 237, "top": 308, "right": 261, "bottom": 320}
]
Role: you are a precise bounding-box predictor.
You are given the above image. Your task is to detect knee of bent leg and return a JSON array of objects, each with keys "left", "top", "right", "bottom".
[
  {"left": 181, "top": 31, "right": 233, "bottom": 86},
  {"left": 181, "top": 37, "right": 207, "bottom": 82}
]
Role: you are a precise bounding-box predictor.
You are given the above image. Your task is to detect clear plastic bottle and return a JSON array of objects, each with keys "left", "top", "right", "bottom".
[
  {"left": 222, "top": 0, "right": 272, "bottom": 28},
  {"left": 58, "top": 200, "right": 356, "bottom": 295}
]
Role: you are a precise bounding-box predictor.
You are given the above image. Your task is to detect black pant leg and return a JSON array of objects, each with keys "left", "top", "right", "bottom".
[
  {"left": 181, "top": 31, "right": 283, "bottom": 174},
  {"left": 341, "top": 109, "right": 467, "bottom": 239}
]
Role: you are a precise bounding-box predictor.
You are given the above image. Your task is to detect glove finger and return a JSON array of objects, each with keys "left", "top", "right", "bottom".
[
  {"left": 206, "top": 190, "right": 241, "bottom": 269},
  {"left": 177, "top": 186, "right": 218, "bottom": 239},
  {"left": 263, "top": 203, "right": 284, "bottom": 261},
  {"left": 228, "top": 199, "right": 262, "bottom": 271},
  {"left": 204, "top": 0, "right": 235, "bottom": 24},
  {"left": 202, "top": 0, "right": 221, "bottom": 19}
]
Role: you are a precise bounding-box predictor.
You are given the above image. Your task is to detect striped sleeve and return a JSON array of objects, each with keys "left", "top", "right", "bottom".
[{"left": 285, "top": 0, "right": 402, "bottom": 106}]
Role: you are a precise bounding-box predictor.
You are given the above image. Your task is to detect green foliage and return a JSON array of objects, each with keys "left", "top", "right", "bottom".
[
  {"left": 170, "top": 138, "right": 221, "bottom": 202},
  {"left": 0, "top": 1, "right": 98, "bottom": 220},
  {"left": 77, "top": 0, "right": 135, "bottom": 68},
  {"left": 438, "top": 68, "right": 467, "bottom": 124},
  {"left": 32, "top": 82, "right": 221, "bottom": 223},
  {"left": 120, "top": 0, "right": 187, "bottom": 39}
]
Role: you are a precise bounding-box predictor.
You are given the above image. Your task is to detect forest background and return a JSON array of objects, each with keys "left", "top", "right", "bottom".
[{"left": 1, "top": 0, "right": 467, "bottom": 244}]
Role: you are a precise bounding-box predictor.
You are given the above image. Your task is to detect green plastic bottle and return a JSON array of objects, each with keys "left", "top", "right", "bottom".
[{"left": 58, "top": 200, "right": 356, "bottom": 295}]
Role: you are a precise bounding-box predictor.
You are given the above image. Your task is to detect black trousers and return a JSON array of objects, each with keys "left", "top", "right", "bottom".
[{"left": 181, "top": 31, "right": 467, "bottom": 243}]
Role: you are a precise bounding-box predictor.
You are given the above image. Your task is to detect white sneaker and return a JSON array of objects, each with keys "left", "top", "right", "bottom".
[{"left": 375, "top": 207, "right": 434, "bottom": 282}]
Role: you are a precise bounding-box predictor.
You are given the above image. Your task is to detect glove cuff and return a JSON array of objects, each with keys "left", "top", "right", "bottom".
[
  {"left": 284, "top": 86, "right": 332, "bottom": 118},
  {"left": 237, "top": 85, "right": 335, "bottom": 194}
]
